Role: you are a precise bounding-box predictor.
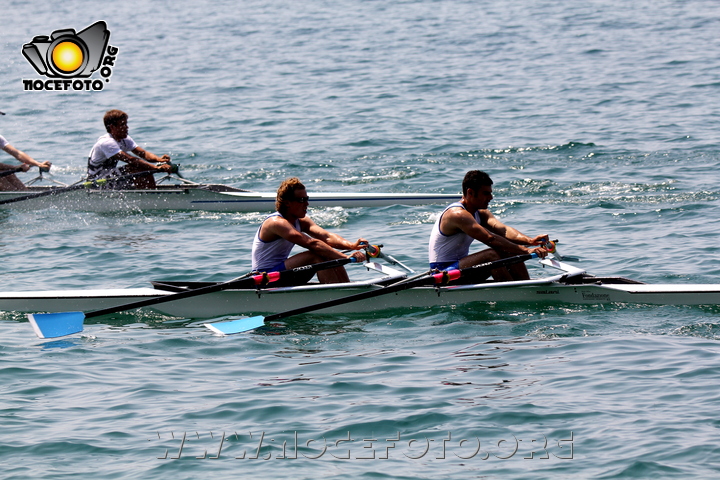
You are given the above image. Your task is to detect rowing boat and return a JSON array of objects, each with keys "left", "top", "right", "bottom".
[
  {"left": 4, "top": 256, "right": 720, "bottom": 320},
  {"left": 0, "top": 174, "right": 460, "bottom": 212}
]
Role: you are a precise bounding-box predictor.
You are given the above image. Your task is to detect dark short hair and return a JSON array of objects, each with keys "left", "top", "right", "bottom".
[
  {"left": 462, "top": 170, "right": 493, "bottom": 196},
  {"left": 103, "top": 109, "right": 127, "bottom": 132},
  {"left": 276, "top": 177, "right": 305, "bottom": 214}
]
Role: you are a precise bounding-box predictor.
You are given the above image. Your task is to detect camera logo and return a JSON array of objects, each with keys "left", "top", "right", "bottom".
[{"left": 22, "top": 21, "right": 119, "bottom": 92}]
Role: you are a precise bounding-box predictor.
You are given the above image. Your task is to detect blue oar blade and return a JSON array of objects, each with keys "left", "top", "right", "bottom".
[
  {"left": 204, "top": 316, "right": 266, "bottom": 335},
  {"left": 28, "top": 312, "right": 85, "bottom": 339}
]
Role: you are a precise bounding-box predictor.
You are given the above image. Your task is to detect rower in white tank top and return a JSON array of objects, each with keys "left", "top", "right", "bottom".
[
  {"left": 428, "top": 202, "right": 486, "bottom": 270},
  {"left": 252, "top": 212, "right": 303, "bottom": 271}
]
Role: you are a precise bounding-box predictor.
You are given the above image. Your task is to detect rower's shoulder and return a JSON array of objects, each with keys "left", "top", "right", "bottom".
[
  {"left": 91, "top": 133, "right": 115, "bottom": 150},
  {"left": 263, "top": 213, "right": 288, "bottom": 227},
  {"left": 443, "top": 206, "right": 492, "bottom": 231},
  {"left": 443, "top": 204, "right": 473, "bottom": 219},
  {"left": 264, "top": 213, "right": 305, "bottom": 231},
  {"left": 259, "top": 214, "right": 294, "bottom": 241}
]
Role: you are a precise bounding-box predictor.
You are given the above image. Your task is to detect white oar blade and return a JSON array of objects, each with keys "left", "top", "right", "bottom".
[
  {"left": 204, "top": 316, "right": 265, "bottom": 335},
  {"left": 28, "top": 312, "right": 85, "bottom": 339}
]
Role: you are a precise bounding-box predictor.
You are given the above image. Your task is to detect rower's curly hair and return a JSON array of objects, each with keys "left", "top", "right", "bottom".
[
  {"left": 103, "top": 109, "right": 128, "bottom": 132},
  {"left": 276, "top": 177, "right": 306, "bottom": 214}
]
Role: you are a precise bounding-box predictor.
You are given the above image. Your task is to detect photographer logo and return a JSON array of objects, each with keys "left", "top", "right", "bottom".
[{"left": 22, "top": 21, "right": 119, "bottom": 91}]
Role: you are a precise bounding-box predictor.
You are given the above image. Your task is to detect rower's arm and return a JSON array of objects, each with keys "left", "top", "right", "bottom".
[
  {"left": 113, "top": 151, "right": 169, "bottom": 171},
  {"left": 132, "top": 146, "right": 171, "bottom": 163},
  {"left": 484, "top": 211, "right": 548, "bottom": 246},
  {"left": 2, "top": 144, "right": 50, "bottom": 169},
  {"left": 269, "top": 217, "right": 347, "bottom": 260},
  {"left": 451, "top": 209, "right": 535, "bottom": 256},
  {"left": 303, "top": 219, "right": 368, "bottom": 255}
]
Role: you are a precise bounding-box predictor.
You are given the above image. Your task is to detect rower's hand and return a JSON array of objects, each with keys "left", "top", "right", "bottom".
[
  {"left": 349, "top": 250, "right": 367, "bottom": 262},
  {"left": 19, "top": 163, "right": 31, "bottom": 172},
  {"left": 351, "top": 238, "right": 370, "bottom": 250},
  {"left": 529, "top": 246, "right": 549, "bottom": 259},
  {"left": 36, "top": 161, "right": 52, "bottom": 170},
  {"left": 528, "top": 234, "right": 550, "bottom": 246},
  {"left": 155, "top": 163, "right": 172, "bottom": 172},
  {"left": 158, "top": 154, "right": 171, "bottom": 163}
]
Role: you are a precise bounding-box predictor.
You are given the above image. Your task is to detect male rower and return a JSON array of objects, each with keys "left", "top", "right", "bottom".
[
  {"left": 428, "top": 170, "right": 549, "bottom": 281},
  {"left": 0, "top": 116, "right": 52, "bottom": 191},
  {"left": 87, "top": 109, "right": 172, "bottom": 189},
  {"left": 251, "top": 177, "right": 368, "bottom": 284}
]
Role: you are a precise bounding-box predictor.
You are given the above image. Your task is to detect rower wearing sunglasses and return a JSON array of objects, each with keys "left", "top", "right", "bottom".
[{"left": 251, "top": 177, "right": 369, "bottom": 285}]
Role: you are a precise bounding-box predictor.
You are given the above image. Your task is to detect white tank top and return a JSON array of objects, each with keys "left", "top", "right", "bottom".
[
  {"left": 428, "top": 202, "right": 484, "bottom": 263},
  {"left": 251, "top": 212, "right": 302, "bottom": 271}
]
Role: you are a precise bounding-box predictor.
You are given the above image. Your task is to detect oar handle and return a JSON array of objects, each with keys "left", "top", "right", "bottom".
[
  {"left": 437, "top": 253, "right": 537, "bottom": 285},
  {"left": 251, "top": 256, "right": 356, "bottom": 287},
  {"left": 262, "top": 253, "right": 536, "bottom": 323},
  {"left": 0, "top": 167, "right": 24, "bottom": 178}
]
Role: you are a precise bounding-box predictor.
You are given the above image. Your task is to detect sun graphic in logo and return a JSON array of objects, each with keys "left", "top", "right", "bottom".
[{"left": 51, "top": 41, "right": 84, "bottom": 73}]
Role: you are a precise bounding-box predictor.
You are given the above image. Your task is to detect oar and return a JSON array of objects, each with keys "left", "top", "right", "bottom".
[
  {"left": 205, "top": 253, "right": 537, "bottom": 335},
  {"left": 0, "top": 167, "right": 24, "bottom": 179},
  {"left": 0, "top": 170, "right": 157, "bottom": 206},
  {"left": 28, "top": 256, "right": 359, "bottom": 339}
]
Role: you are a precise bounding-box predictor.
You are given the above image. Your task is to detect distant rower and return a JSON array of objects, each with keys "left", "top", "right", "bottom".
[{"left": 87, "top": 109, "right": 172, "bottom": 189}]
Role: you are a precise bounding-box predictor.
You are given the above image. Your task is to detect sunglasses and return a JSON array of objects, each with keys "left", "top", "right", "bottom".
[{"left": 291, "top": 196, "right": 310, "bottom": 203}]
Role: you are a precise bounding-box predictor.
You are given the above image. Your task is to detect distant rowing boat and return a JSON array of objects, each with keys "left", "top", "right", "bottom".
[
  {"left": 5, "top": 256, "right": 720, "bottom": 320},
  {"left": 0, "top": 173, "right": 460, "bottom": 213}
]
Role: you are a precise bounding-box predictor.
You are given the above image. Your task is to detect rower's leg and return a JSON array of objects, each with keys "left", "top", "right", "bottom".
[
  {"left": 122, "top": 164, "right": 157, "bottom": 189},
  {"left": 317, "top": 266, "right": 349, "bottom": 284},
  {"left": 284, "top": 252, "right": 347, "bottom": 284},
  {"left": 0, "top": 174, "right": 27, "bottom": 191},
  {"left": 507, "top": 262, "right": 530, "bottom": 281},
  {"left": 459, "top": 249, "right": 521, "bottom": 282}
]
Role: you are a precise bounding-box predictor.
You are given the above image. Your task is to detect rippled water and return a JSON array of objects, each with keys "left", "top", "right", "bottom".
[{"left": 2, "top": 0, "right": 720, "bottom": 478}]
